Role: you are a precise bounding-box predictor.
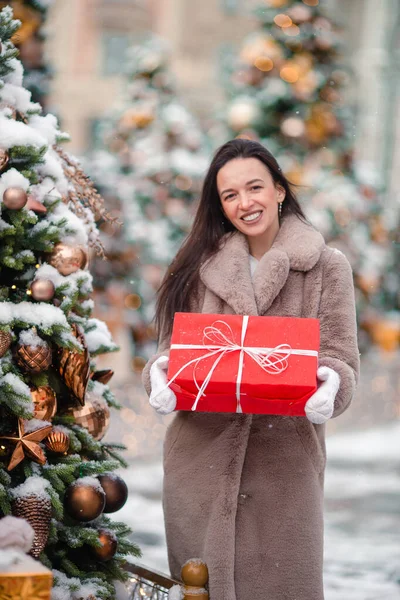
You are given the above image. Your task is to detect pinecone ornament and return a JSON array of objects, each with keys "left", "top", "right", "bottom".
[
  {"left": 15, "top": 342, "right": 52, "bottom": 373},
  {"left": 0, "top": 331, "right": 12, "bottom": 357},
  {"left": 58, "top": 324, "right": 90, "bottom": 406},
  {"left": 12, "top": 493, "right": 52, "bottom": 558}
]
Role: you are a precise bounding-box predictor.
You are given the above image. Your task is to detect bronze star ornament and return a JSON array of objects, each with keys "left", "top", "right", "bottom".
[{"left": 0, "top": 419, "right": 52, "bottom": 470}]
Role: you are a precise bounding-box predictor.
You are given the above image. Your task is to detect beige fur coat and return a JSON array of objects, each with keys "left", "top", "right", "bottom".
[{"left": 142, "top": 214, "right": 360, "bottom": 600}]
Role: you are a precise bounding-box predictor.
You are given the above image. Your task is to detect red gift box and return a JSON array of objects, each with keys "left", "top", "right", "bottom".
[{"left": 167, "top": 313, "right": 320, "bottom": 416}]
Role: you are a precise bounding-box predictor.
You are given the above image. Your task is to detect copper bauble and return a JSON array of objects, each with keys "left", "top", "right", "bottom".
[
  {"left": 12, "top": 493, "right": 52, "bottom": 558},
  {"left": 31, "top": 386, "right": 57, "bottom": 420},
  {"left": 91, "top": 529, "right": 118, "bottom": 562},
  {"left": 30, "top": 279, "right": 55, "bottom": 301},
  {"left": 70, "top": 393, "right": 110, "bottom": 441},
  {"left": 0, "top": 330, "right": 12, "bottom": 357},
  {"left": 45, "top": 429, "right": 70, "bottom": 454},
  {"left": 0, "top": 148, "right": 9, "bottom": 172},
  {"left": 49, "top": 242, "right": 88, "bottom": 275},
  {"left": 2, "top": 187, "right": 28, "bottom": 210},
  {"left": 58, "top": 324, "right": 90, "bottom": 406},
  {"left": 15, "top": 341, "right": 52, "bottom": 373},
  {"left": 97, "top": 473, "right": 128, "bottom": 513},
  {"left": 64, "top": 480, "right": 105, "bottom": 522}
]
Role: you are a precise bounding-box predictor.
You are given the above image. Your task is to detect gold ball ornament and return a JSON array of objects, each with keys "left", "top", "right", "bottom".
[
  {"left": 70, "top": 392, "right": 110, "bottom": 441},
  {"left": 31, "top": 386, "right": 57, "bottom": 420},
  {"left": 2, "top": 187, "right": 28, "bottom": 210},
  {"left": 58, "top": 324, "right": 90, "bottom": 406},
  {"left": 0, "top": 148, "right": 9, "bottom": 172},
  {"left": 12, "top": 493, "right": 52, "bottom": 558},
  {"left": 30, "top": 279, "right": 55, "bottom": 301},
  {"left": 181, "top": 559, "right": 209, "bottom": 600},
  {"left": 15, "top": 341, "right": 52, "bottom": 373},
  {"left": 97, "top": 473, "right": 128, "bottom": 513},
  {"left": 45, "top": 429, "right": 70, "bottom": 454},
  {"left": 64, "top": 479, "right": 106, "bottom": 522},
  {"left": 90, "top": 529, "right": 118, "bottom": 562},
  {"left": 0, "top": 330, "right": 12, "bottom": 357},
  {"left": 49, "top": 243, "right": 88, "bottom": 275}
]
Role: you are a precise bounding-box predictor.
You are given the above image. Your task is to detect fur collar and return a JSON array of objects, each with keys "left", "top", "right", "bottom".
[{"left": 200, "top": 214, "right": 325, "bottom": 315}]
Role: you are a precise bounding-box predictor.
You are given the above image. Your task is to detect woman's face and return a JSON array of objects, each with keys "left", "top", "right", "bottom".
[{"left": 217, "top": 157, "right": 285, "bottom": 238}]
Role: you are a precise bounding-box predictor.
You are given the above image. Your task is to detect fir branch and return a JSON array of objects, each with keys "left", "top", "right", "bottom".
[
  {"left": 8, "top": 144, "right": 47, "bottom": 173},
  {"left": 47, "top": 519, "right": 59, "bottom": 545},
  {"left": 70, "top": 425, "right": 103, "bottom": 454},
  {"left": 60, "top": 557, "right": 82, "bottom": 578},
  {"left": 0, "top": 468, "right": 11, "bottom": 487},
  {"left": 102, "top": 446, "right": 128, "bottom": 469},
  {"left": 47, "top": 485, "right": 64, "bottom": 520},
  {"left": 76, "top": 459, "right": 121, "bottom": 478},
  {"left": 0, "top": 482, "right": 11, "bottom": 515}
]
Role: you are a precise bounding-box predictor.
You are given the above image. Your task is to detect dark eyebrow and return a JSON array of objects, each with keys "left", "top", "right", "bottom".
[{"left": 220, "top": 179, "right": 264, "bottom": 197}]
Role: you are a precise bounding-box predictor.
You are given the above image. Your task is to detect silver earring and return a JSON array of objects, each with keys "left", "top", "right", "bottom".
[{"left": 278, "top": 202, "right": 282, "bottom": 218}]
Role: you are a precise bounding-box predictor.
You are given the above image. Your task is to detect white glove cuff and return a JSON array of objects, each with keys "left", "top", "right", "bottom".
[
  {"left": 305, "top": 367, "right": 340, "bottom": 424},
  {"left": 149, "top": 356, "right": 177, "bottom": 415}
]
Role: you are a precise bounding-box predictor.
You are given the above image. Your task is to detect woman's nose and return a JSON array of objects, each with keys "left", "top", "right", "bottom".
[{"left": 238, "top": 193, "right": 254, "bottom": 210}]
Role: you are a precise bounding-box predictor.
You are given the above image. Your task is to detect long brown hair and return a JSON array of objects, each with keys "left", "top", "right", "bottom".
[{"left": 155, "top": 138, "right": 307, "bottom": 340}]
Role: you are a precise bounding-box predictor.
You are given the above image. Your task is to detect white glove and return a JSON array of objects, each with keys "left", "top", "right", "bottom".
[
  {"left": 305, "top": 366, "right": 340, "bottom": 424},
  {"left": 149, "top": 355, "right": 177, "bottom": 415}
]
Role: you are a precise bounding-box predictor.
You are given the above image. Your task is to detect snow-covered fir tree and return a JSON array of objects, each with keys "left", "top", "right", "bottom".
[
  {"left": 1, "top": 0, "right": 53, "bottom": 110},
  {"left": 0, "top": 8, "right": 140, "bottom": 599},
  {"left": 218, "top": 0, "right": 399, "bottom": 351},
  {"left": 89, "top": 35, "right": 211, "bottom": 365}
]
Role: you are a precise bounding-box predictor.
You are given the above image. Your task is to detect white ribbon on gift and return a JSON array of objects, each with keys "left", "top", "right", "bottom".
[{"left": 164, "top": 316, "right": 318, "bottom": 413}]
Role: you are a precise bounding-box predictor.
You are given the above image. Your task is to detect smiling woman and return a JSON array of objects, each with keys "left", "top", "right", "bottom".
[
  {"left": 153, "top": 138, "right": 308, "bottom": 334},
  {"left": 142, "top": 139, "right": 360, "bottom": 600},
  {"left": 217, "top": 158, "right": 286, "bottom": 260}
]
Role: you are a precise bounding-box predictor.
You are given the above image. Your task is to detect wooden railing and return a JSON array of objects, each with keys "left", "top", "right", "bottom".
[{"left": 124, "top": 558, "right": 209, "bottom": 599}]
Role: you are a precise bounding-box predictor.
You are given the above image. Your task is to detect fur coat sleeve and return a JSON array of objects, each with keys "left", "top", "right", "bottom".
[
  {"left": 317, "top": 248, "right": 360, "bottom": 418},
  {"left": 141, "top": 280, "right": 206, "bottom": 396}
]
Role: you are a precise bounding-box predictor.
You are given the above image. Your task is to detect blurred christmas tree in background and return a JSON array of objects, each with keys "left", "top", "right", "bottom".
[
  {"left": 0, "top": 0, "right": 53, "bottom": 111},
  {"left": 88, "top": 35, "right": 211, "bottom": 367},
  {"left": 0, "top": 7, "right": 140, "bottom": 599},
  {"left": 218, "top": 0, "right": 399, "bottom": 352}
]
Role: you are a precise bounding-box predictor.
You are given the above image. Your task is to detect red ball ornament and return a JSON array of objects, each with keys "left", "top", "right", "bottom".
[{"left": 2, "top": 187, "right": 28, "bottom": 210}]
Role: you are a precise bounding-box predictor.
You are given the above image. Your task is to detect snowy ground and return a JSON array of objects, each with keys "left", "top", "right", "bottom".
[
  {"left": 101, "top": 340, "right": 400, "bottom": 598},
  {"left": 109, "top": 419, "right": 400, "bottom": 599}
]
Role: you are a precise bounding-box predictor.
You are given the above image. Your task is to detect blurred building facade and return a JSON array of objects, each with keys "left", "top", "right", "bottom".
[{"left": 46, "top": 0, "right": 399, "bottom": 208}]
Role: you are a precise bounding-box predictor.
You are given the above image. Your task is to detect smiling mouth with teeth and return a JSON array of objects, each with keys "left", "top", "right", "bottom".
[{"left": 242, "top": 211, "right": 262, "bottom": 222}]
